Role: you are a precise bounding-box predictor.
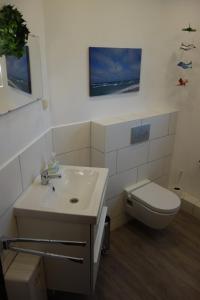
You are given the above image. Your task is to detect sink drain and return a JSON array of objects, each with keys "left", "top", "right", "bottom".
[{"left": 70, "top": 198, "right": 79, "bottom": 204}]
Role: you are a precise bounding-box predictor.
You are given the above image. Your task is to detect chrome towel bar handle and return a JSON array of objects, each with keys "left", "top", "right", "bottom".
[{"left": 0, "top": 237, "right": 87, "bottom": 264}]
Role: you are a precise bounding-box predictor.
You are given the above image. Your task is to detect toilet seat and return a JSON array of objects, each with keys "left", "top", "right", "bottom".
[{"left": 131, "top": 182, "right": 181, "bottom": 214}]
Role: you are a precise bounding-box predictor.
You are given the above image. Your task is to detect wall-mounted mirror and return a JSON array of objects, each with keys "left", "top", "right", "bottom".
[{"left": 0, "top": 34, "right": 43, "bottom": 115}]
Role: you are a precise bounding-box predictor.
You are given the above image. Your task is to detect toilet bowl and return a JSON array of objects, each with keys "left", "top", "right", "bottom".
[{"left": 124, "top": 179, "right": 181, "bottom": 229}]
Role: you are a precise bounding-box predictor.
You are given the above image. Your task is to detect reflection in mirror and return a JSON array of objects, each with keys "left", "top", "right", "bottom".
[{"left": 0, "top": 34, "right": 43, "bottom": 115}]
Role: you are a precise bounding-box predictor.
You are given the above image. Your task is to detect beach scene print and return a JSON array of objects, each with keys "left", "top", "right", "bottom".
[
  {"left": 89, "top": 47, "right": 142, "bottom": 97},
  {"left": 6, "top": 46, "right": 32, "bottom": 94}
]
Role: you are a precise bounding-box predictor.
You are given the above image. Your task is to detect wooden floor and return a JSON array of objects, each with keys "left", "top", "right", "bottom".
[{"left": 49, "top": 211, "right": 200, "bottom": 300}]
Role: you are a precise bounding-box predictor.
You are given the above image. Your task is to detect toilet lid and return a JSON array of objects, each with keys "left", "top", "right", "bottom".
[{"left": 131, "top": 182, "right": 181, "bottom": 214}]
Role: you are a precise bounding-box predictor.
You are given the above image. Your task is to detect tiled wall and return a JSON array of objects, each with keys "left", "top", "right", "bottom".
[
  {"left": 53, "top": 122, "right": 91, "bottom": 166},
  {"left": 0, "top": 130, "right": 53, "bottom": 237},
  {"left": 0, "top": 121, "right": 91, "bottom": 240},
  {"left": 0, "top": 111, "right": 178, "bottom": 243},
  {"left": 91, "top": 112, "right": 178, "bottom": 230},
  {"left": 0, "top": 121, "right": 92, "bottom": 272}
]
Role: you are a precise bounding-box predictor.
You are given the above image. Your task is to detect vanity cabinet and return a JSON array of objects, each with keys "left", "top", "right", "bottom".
[
  {"left": 14, "top": 165, "right": 109, "bottom": 294},
  {"left": 15, "top": 205, "right": 107, "bottom": 295}
]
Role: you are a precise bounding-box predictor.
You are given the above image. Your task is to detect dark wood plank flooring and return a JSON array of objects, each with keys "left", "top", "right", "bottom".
[{"left": 49, "top": 211, "right": 200, "bottom": 300}]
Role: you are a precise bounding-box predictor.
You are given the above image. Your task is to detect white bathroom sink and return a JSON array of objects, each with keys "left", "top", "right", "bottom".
[{"left": 14, "top": 165, "right": 108, "bottom": 224}]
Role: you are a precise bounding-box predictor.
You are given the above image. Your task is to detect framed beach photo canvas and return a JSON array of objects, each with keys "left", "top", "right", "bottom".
[
  {"left": 6, "top": 46, "right": 32, "bottom": 94},
  {"left": 89, "top": 47, "right": 142, "bottom": 97}
]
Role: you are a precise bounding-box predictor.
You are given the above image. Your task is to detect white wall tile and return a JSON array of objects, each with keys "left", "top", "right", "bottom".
[
  {"left": 91, "top": 123, "right": 105, "bottom": 152},
  {"left": 138, "top": 159, "right": 163, "bottom": 182},
  {"left": 117, "top": 143, "right": 148, "bottom": 173},
  {"left": 91, "top": 148, "right": 105, "bottom": 168},
  {"left": 105, "top": 119, "right": 141, "bottom": 152},
  {"left": 110, "top": 213, "right": 130, "bottom": 231},
  {"left": 154, "top": 175, "right": 169, "bottom": 188},
  {"left": 106, "top": 193, "right": 125, "bottom": 218},
  {"left": 142, "top": 114, "right": 170, "bottom": 140},
  {"left": 20, "top": 136, "right": 47, "bottom": 190},
  {"left": 138, "top": 156, "right": 172, "bottom": 182},
  {"left": 0, "top": 158, "right": 22, "bottom": 217},
  {"left": 56, "top": 148, "right": 90, "bottom": 166},
  {"left": 91, "top": 119, "right": 141, "bottom": 152},
  {"left": 91, "top": 149, "right": 116, "bottom": 176},
  {"left": 149, "top": 135, "right": 175, "bottom": 161},
  {"left": 169, "top": 112, "right": 178, "bottom": 135},
  {"left": 53, "top": 122, "right": 91, "bottom": 154},
  {"left": 0, "top": 102, "right": 50, "bottom": 167},
  {"left": 0, "top": 206, "right": 18, "bottom": 237},
  {"left": 106, "top": 168, "right": 137, "bottom": 199},
  {"left": 162, "top": 155, "right": 172, "bottom": 175},
  {"left": 44, "top": 129, "right": 53, "bottom": 163},
  {"left": 105, "top": 152, "right": 117, "bottom": 176}
]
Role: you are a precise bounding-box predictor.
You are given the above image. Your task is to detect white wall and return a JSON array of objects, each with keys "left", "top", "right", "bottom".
[
  {"left": 0, "top": 0, "right": 51, "bottom": 270},
  {"left": 1, "top": 0, "right": 200, "bottom": 245},
  {"left": 53, "top": 122, "right": 91, "bottom": 166},
  {"left": 91, "top": 112, "right": 177, "bottom": 230},
  {"left": 43, "top": 0, "right": 178, "bottom": 125},
  {"left": 0, "top": 0, "right": 51, "bottom": 243},
  {"left": 0, "top": 0, "right": 51, "bottom": 167},
  {"left": 161, "top": 0, "right": 200, "bottom": 198},
  {"left": 43, "top": 0, "right": 200, "bottom": 199}
]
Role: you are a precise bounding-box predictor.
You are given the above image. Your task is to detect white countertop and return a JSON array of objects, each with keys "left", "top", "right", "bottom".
[
  {"left": 92, "top": 108, "right": 179, "bottom": 126},
  {"left": 14, "top": 165, "right": 109, "bottom": 224}
]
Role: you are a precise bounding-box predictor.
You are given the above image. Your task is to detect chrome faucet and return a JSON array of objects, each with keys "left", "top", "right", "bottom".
[{"left": 41, "top": 169, "right": 61, "bottom": 185}]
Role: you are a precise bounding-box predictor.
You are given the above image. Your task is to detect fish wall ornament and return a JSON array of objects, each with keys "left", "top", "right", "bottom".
[
  {"left": 177, "top": 61, "right": 192, "bottom": 69},
  {"left": 180, "top": 43, "right": 196, "bottom": 51},
  {"left": 182, "top": 24, "right": 197, "bottom": 32},
  {"left": 177, "top": 78, "right": 188, "bottom": 86},
  {"left": 176, "top": 24, "right": 197, "bottom": 87}
]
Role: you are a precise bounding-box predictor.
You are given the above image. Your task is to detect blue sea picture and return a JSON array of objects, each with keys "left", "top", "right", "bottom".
[
  {"left": 6, "top": 46, "right": 32, "bottom": 94},
  {"left": 89, "top": 47, "right": 142, "bottom": 97}
]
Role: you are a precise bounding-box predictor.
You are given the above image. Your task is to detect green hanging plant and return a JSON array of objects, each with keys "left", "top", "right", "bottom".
[{"left": 0, "top": 5, "right": 30, "bottom": 58}]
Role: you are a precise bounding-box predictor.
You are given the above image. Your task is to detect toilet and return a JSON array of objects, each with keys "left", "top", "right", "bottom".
[{"left": 124, "top": 179, "right": 181, "bottom": 229}]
